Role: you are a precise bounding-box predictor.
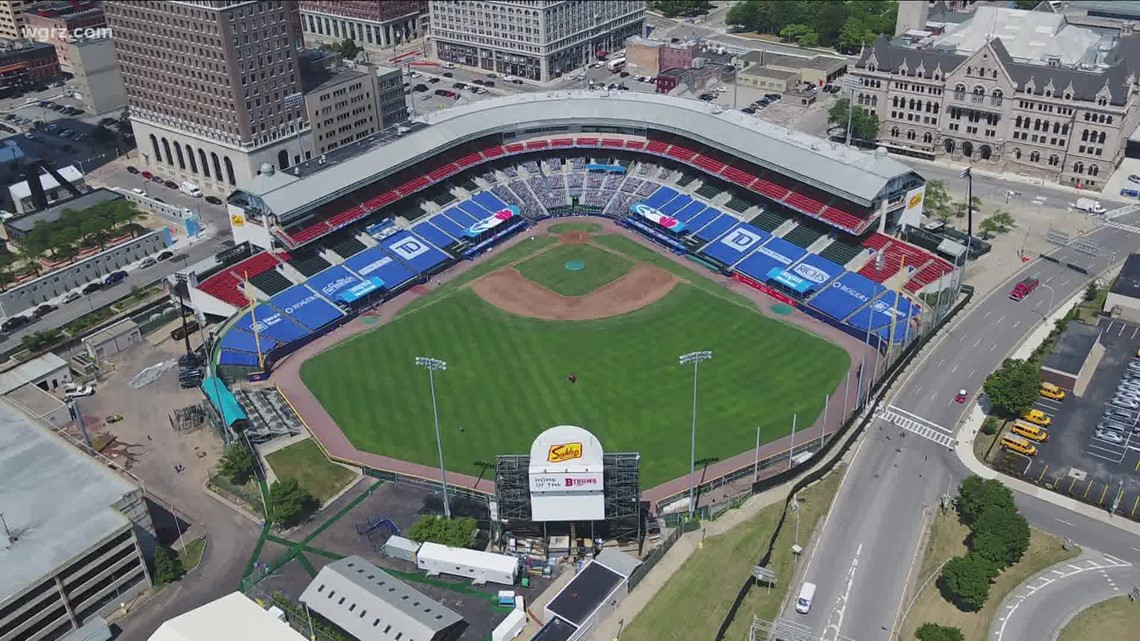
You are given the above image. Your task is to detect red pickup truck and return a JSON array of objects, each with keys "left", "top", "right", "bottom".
[{"left": 1009, "top": 277, "right": 1040, "bottom": 301}]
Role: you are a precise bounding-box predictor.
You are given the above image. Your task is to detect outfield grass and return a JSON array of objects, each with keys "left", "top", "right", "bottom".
[
  {"left": 548, "top": 222, "right": 603, "bottom": 234},
  {"left": 623, "top": 471, "right": 844, "bottom": 641},
  {"left": 514, "top": 243, "right": 632, "bottom": 296},
  {"left": 265, "top": 439, "right": 357, "bottom": 503},
  {"left": 302, "top": 279, "right": 848, "bottom": 486}
]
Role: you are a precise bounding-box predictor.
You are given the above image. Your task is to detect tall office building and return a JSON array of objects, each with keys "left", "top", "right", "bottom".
[
  {"left": 0, "top": 0, "right": 32, "bottom": 40},
  {"left": 104, "top": 0, "right": 310, "bottom": 196},
  {"left": 299, "top": 0, "right": 426, "bottom": 50},
  {"left": 428, "top": 0, "right": 645, "bottom": 82}
]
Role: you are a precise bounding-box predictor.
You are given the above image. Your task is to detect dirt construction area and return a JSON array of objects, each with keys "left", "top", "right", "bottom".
[{"left": 470, "top": 262, "right": 678, "bottom": 320}]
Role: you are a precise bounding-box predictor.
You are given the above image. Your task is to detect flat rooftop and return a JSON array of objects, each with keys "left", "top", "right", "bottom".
[
  {"left": 1110, "top": 253, "right": 1140, "bottom": 300},
  {"left": 0, "top": 400, "right": 137, "bottom": 604},
  {"left": 546, "top": 561, "right": 623, "bottom": 627},
  {"left": 741, "top": 67, "right": 799, "bottom": 80},
  {"left": 237, "top": 91, "right": 916, "bottom": 221},
  {"left": 302, "top": 65, "right": 369, "bottom": 94},
  {"left": 1043, "top": 322, "right": 1101, "bottom": 375},
  {"left": 6, "top": 188, "right": 122, "bottom": 234}
]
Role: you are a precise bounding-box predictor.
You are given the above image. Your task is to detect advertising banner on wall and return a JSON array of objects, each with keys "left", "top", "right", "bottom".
[
  {"left": 899, "top": 185, "right": 926, "bottom": 229},
  {"left": 529, "top": 472, "right": 605, "bottom": 493}
]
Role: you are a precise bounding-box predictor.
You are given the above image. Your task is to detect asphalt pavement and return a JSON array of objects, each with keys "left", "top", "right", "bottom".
[
  {"left": 797, "top": 208, "right": 1140, "bottom": 641},
  {"left": 988, "top": 552, "right": 1138, "bottom": 641}
]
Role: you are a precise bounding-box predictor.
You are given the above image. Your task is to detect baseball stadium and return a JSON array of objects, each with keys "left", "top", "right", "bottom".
[{"left": 187, "top": 91, "right": 955, "bottom": 516}]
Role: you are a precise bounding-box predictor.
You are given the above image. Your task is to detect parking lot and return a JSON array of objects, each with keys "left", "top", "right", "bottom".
[{"left": 1001, "top": 317, "right": 1140, "bottom": 518}]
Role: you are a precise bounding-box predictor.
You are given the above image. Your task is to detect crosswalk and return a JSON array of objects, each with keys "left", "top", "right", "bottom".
[
  {"left": 1104, "top": 219, "right": 1140, "bottom": 236},
  {"left": 877, "top": 405, "right": 956, "bottom": 448}
]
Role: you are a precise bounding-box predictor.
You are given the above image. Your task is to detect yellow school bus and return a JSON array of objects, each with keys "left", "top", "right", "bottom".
[{"left": 1000, "top": 434, "right": 1038, "bottom": 456}]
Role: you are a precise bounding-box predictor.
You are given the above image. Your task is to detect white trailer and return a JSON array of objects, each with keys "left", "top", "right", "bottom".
[
  {"left": 492, "top": 608, "right": 527, "bottom": 641},
  {"left": 416, "top": 542, "right": 519, "bottom": 586}
]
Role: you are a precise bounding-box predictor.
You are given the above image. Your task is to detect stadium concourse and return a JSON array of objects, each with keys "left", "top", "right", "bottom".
[{"left": 186, "top": 91, "right": 957, "bottom": 374}]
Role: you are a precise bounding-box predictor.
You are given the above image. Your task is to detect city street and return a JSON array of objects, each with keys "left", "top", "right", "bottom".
[{"left": 798, "top": 209, "right": 1140, "bottom": 641}]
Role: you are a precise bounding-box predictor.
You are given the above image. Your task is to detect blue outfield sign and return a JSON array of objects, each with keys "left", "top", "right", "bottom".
[
  {"left": 586, "top": 163, "right": 626, "bottom": 173},
  {"left": 767, "top": 266, "right": 813, "bottom": 293},
  {"left": 339, "top": 277, "right": 385, "bottom": 303}
]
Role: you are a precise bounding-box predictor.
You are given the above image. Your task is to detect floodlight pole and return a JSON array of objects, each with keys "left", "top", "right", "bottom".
[
  {"left": 680, "top": 350, "right": 712, "bottom": 517},
  {"left": 416, "top": 356, "right": 451, "bottom": 519}
]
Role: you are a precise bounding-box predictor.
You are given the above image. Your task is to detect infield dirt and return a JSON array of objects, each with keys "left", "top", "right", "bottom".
[{"left": 470, "top": 262, "right": 678, "bottom": 320}]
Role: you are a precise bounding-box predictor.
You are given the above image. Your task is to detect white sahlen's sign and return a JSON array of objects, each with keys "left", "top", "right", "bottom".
[{"left": 529, "top": 472, "right": 604, "bottom": 493}]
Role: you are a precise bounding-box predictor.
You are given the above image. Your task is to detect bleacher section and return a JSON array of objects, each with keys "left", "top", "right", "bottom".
[
  {"left": 198, "top": 251, "right": 288, "bottom": 308},
  {"left": 269, "top": 135, "right": 889, "bottom": 252},
  {"left": 676, "top": 173, "right": 698, "bottom": 187},
  {"left": 288, "top": 251, "right": 332, "bottom": 278},
  {"left": 231, "top": 388, "right": 305, "bottom": 443},
  {"left": 818, "top": 237, "right": 864, "bottom": 266},
  {"left": 249, "top": 269, "right": 294, "bottom": 296},
  {"left": 328, "top": 235, "right": 367, "bottom": 259},
  {"left": 724, "top": 193, "right": 754, "bottom": 214},
  {"left": 623, "top": 185, "right": 932, "bottom": 348},
  {"left": 749, "top": 208, "right": 789, "bottom": 233},
  {"left": 783, "top": 222, "right": 826, "bottom": 249}
]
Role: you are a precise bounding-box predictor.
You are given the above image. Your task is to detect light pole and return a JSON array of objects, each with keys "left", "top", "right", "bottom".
[
  {"left": 415, "top": 356, "right": 451, "bottom": 519},
  {"left": 679, "top": 350, "right": 712, "bottom": 516}
]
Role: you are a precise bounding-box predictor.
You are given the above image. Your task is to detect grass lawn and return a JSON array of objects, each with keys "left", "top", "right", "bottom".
[
  {"left": 178, "top": 537, "right": 206, "bottom": 572},
  {"left": 548, "top": 222, "right": 603, "bottom": 234},
  {"left": 208, "top": 474, "right": 265, "bottom": 517},
  {"left": 591, "top": 234, "right": 755, "bottom": 307},
  {"left": 265, "top": 439, "right": 357, "bottom": 503},
  {"left": 900, "top": 511, "right": 1080, "bottom": 641},
  {"left": 1057, "top": 596, "right": 1140, "bottom": 641},
  {"left": 302, "top": 265, "right": 848, "bottom": 487},
  {"left": 514, "top": 243, "right": 632, "bottom": 296},
  {"left": 623, "top": 470, "right": 844, "bottom": 641}
]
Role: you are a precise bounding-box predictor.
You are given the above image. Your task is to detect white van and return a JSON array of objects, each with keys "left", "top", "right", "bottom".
[
  {"left": 179, "top": 181, "right": 202, "bottom": 198},
  {"left": 795, "top": 582, "right": 816, "bottom": 614}
]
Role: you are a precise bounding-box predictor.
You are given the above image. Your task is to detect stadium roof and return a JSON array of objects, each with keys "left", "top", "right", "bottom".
[
  {"left": 149, "top": 592, "right": 307, "bottom": 641},
  {"left": 300, "top": 556, "right": 463, "bottom": 641},
  {"left": 239, "top": 91, "right": 916, "bottom": 221},
  {"left": 0, "top": 400, "right": 138, "bottom": 605}
]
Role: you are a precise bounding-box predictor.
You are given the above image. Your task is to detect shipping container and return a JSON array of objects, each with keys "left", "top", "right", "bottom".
[{"left": 416, "top": 542, "right": 519, "bottom": 586}]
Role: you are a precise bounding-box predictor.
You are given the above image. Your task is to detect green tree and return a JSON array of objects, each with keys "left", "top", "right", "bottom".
[
  {"left": 153, "top": 545, "right": 184, "bottom": 585},
  {"left": 940, "top": 553, "right": 996, "bottom": 611},
  {"left": 925, "top": 180, "right": 953, "bottom": 223},
  {"left": 218, "top": 443, "right": 255, "bottom": 485},
  {"left": 988, "top": 208, "right": 1016, "bottom": 232},
  {"left": 915, "top": 623, "right": 965, "bottom": 641},
  {"left": 0, "top": 268, "right": 13, "bottom": 292},
  {"left": 118, "top": 106, "right": 131, "bottom": 131},
  {"left": 957, "top": 476, "right": 1017, "bottom": 525},
  {"left": 971, "top": 507, "right": 1030, "bottom": 568},
  {"left": 779, "top": 23, "right": 819, "bottom": 47},
  {"left": 952, "top": 196, "right": 983, "bottom": 219},
  {"left": 1013, "top": 0, "right": 1041, "bottom": 8},
  {"left": 648, "top": 0, "right": 712, "bottom": 17},
  {"left": 270, "top": 478, "right": 319, "bottom": 528},
  {"left": 407, "top": 514, "right": 479, "bottom": 548},
  {"left": 983, "top": 358, "right": 1041, "bottom": 417},
  {"left": 827, "top": 98, "right": 880, "bottom": 141},
  {"left": 837, "top": 20, "right": 875, "bottom": 54}
]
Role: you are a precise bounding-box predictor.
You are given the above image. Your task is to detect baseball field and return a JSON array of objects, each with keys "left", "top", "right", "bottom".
[{"left": 300, "top": 230, "right": 849, "bottom": 488}]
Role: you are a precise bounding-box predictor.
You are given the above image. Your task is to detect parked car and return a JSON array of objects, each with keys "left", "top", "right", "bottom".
[
  {"left": 81, "top": 281, "right": 103, "bottom": 294},
  {"left": 139, "top": 256, "right": 157, "bottom": 269},
  {"left": 484, "top": 80, "right": 494, "bottom": 87},
  {"left": 141, "top": 170, "right": 153, "bottom": 179},
  {"left": 428, "top": 77, "right": 440, "bottom": 84},
  {"left": 126, "top": 165, "right": 139, "bottom": 174},
  {"left": 63, "top": 290, "right": 81, "bottom": 303},
  {"left": 741, "top": 107, "right": 756, "bottom": 114},
  {"left": 413, "top": 83, "right": 428, "bottom": 92},
  {"left": 1111, "top": 396, "right": 1140, "bottom": 409},
  {"left": 511, "top": 78, "right": 524, "bottom": 84},
  {"left": 442, "top": 71, "right": 454, "bottom": 78},
  {"left": 64, "top": 384, "right": 95, "bottom": 399},
  {"left": 151, "top": 175, "right": 164, "bottom": 184},
  {"left": 472, "top": 79, "right": 485, "bottom": 85},
  {"left": 45, "top": 123, "right": 58, "bottom": 133},
  {"left": 1095, "top": 429, "right": 1125, "bottom": 443},
  {"left": 1, "top": 315, "right": 28, "bottom": 332},
  {"left": 164, "top": 180, "right": 178, "bottom": 189},
  {"left": 179, "top": 377, "right": 202, "bottom": 389},
  {"left": 156, "top": 250, "right": 174, "bottom": 261},
  {"left": 765, "top": 93, "right": 782, "bottom": 101},
  {"left": 32, "top": 303, "right": 57, "bottom": 319},
  {"left": 74, "top": 133, "right": 88, "bottom": 142},
  {"left": 205, "top": 195, "right": 223, "bottom": 205}
]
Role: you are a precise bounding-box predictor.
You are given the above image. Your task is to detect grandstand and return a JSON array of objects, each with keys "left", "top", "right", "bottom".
[{"left": 194, "top": 91, "right": 957, "bottom": 374}]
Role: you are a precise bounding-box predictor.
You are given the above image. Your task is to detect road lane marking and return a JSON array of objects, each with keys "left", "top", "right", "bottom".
[
  {"left": 973, "top": 338, "right": 982, "bottom": 348},
  {"left": 996, "top": 315, "right": 1005, "bottom": 325},
  {"left": 822, "top": 543, "right": 861, "bottom": 641},
  {"left": 990, "top": 344, "right": 996, "bottom": 351},
  {"left": 1012, "top": 320, "right": 1020, "bottom": 329},
  {"left": 952, "top": 364, "right": 959, "bottom": 373},
  {"left": 1055, "top": 518, "right": 1075, "bottom": 527},
  {"left": 888, "top": 406, "right": 953, "bottom": 433}
]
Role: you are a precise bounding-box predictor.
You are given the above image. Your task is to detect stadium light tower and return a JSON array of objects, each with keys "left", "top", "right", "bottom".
[
  {"left": 679, "top": 350, "right": 713, "bottom": 516},
  {"left": 415, "top": 356, "right": 452, "bottom": 519}
]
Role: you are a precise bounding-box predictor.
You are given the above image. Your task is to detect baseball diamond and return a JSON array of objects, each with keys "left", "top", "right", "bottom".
[{"left": 299, "top": 229, "right": 850, "bottom": 488}]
